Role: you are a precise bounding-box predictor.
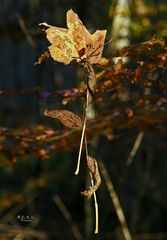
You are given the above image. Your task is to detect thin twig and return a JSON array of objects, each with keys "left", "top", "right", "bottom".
[
  {"left": 45, "top": 129, "right": 76, "bottom": 142},
  {"left": 135, "top": 232, "right": 167, "bottom": 240},
  {"left": 99, "top": 160, "right": 133, "bottom": 240},
  {"left": 0, "top": 224, "right": 48, "bottom": 239},
  {"left": 53, "top": 195, "right": 84, "bottom": 240},
  {"left": 1, "top": 201, "right": 26, "bottom": 224},
  {"left": 127, "top": 131, "right": 144, "bottom": 165},
  {"left": 16, "top": 13, "right": 36, "bottom": 48}
]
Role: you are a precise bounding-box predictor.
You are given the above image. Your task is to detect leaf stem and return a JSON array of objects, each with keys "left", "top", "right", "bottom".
[
  {"left": 75, "top": 89, "right": 90, "bottom": 175},
  {"left": 85, "top": 137, "right": 99, "bottom": 234},
  {"left": 92, "top": 184, "right": 99, "bottom": 234}
]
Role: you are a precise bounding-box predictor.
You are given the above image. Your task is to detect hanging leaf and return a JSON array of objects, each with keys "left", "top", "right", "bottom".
[
  {"left": 36, "top": 9, "right": 106, "bottom": 65},
  {"left": 81, "top": 156, "right": 101, "bottom": 199},
  {"left": 44, "top": 109, "right": 82, "bottom": 129}
]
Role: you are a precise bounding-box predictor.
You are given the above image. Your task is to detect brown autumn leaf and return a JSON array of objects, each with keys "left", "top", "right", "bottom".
[
  {"left": 116, "top": 37, "right": 165, "bottom": 58},
  {"left": 81, "top": 156, "right": 101, "bottom": 199},
  {"left": 44, "top": 109, "right": 82, "bottom": 129},
  {"left": 34, "top": 50, "right": 50, "bottom": 65},
  {"left": 37, "top": 9, "right": 107, "bottom": 65},
  {"left": 113, "top": 58, "right": 124, "bottom": 74}
]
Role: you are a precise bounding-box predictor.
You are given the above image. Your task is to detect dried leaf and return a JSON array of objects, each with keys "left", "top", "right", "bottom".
[
  {"left": 38, "top": 9, "right": 107, "bottom": 65},
  {"left": 81, "top": 156, "right": 101, "bottom": 199},
  {"left": 87, "top": 155, "right": 96, "bottom": 174},
  {"left": 113, "top": 59, "right": 123, "bottom": 74},
  {"left": 41, "top": 23, "right": 78, "bottom": 65},
  {"left": 34, "top": 51, "right": 50, "bottom": 65},
  {"left": 115, "top": 37, "right": 165, "bottom": 58},
  {"left": 97, "top": 57, "right": 111, "bottom": 66},
  {"left": 44, "top": 109, "right": 82, "bottom": 129}
]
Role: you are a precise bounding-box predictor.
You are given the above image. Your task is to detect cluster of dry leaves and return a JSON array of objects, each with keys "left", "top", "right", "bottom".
[
  {"left": 0, "top": 10, "right": 167, "bottom": 164},
  {"left": 0, "top": 39, "right": 167, "bottom": 161},
  {"left": 0, "top": 9, "right": 167, "bottom": 232}
]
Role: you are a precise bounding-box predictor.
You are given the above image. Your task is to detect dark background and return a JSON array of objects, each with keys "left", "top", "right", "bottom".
[{"left": 0, "top": 1, "right": 167, "bottom": 239}]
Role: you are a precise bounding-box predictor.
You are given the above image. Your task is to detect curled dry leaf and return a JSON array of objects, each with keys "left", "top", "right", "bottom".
[
  {"left": 44, "top": 109, "right": 82, "bottom": 129},
  {"left": 34, "top": 51, "right": 50, "bottom": 65},
  {"left": 37, "top": 9, "right": 106, "bottom": 65},
  {"left": 81, "top": 156, "right": 101, "bottom": 199}
]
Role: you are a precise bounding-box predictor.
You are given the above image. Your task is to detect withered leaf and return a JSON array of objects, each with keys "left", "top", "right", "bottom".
[
  {"left": 116, "top": 37, "right": 165, "bottom": 58},
  {"left": 87, "top": 155, "right": 96, "bottom": 174},
  {"left": 81, "top": 156, "right": 101, "bottom": 199},
  {"left": 113, "top": 59, "right": 123, "bottom": 74},
  {"left": 67, "top": 9, "right": 107, "bottom": 64},
  {"left": 38, "top": 9, "right": 107, "bottom": 65},
  {"left": 44, "top": 109, "right": 82, "bottom": 129},
  {"left": 34, "top": 51, "right": 50, "bottom": 65}
]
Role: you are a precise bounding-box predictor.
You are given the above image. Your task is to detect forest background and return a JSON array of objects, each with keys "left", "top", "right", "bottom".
[{"left": 0, "top": 0, "right": 167, "bottom": 239}]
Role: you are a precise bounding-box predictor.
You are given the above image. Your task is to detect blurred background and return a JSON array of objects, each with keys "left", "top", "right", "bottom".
[{"left": 0, "top": 0, "right": 167, "bottom": 239}]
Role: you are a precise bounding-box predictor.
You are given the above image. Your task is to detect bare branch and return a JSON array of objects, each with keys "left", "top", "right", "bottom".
[
  {"left": 16, "top": 13, "right": 36, "bottom": 48},
  {"left": 54, "top": 195, "right": 84, "bottom": 240},
  {"left": 127, "top": 131, "right": 144, "bottom": 165},
  {"left": 0, "top": 224, "right": 48, "bottom": 239},
  {"left": 99, "top": 160, "right": 133, "bottom": 240}
]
